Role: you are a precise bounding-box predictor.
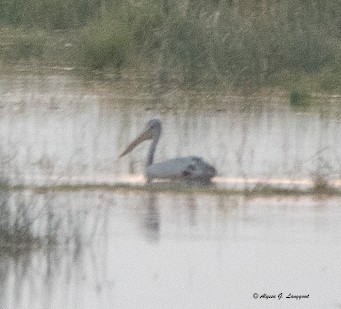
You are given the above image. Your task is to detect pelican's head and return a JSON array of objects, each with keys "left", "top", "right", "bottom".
[
  {"left": 119, "top": 119, "right": 162, "bottom": 158},
  {"left": 146, "top": 119, "right": 162, "bottom": 140}
]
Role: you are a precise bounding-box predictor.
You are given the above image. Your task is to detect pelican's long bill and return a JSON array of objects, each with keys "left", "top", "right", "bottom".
[{"left": 119, "top": 127, "right": 152, "bottom": 158}]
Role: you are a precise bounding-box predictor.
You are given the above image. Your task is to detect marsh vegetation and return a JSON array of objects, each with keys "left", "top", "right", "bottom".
[
  {"left": 0, "top": 0, "right": 341, "bottom": 92},
  {"left": 0, "top": 187, "right": 93, "bottom": 256},
  {"left": 0, "top": 2, "right": 340, "bottom": 305}
]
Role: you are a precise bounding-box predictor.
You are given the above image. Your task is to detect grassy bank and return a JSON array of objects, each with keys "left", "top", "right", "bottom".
[{"left": 0, "top": 0, "right": 341, "bottom": 93}]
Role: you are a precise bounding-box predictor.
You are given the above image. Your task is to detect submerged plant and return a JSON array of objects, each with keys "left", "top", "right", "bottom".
[{"left": 289, "top": 90, "right": 311, "bottom": 108}]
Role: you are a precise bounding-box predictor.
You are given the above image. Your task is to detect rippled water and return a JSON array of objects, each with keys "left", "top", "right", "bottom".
[{"left": 1, "top": 73, "right": 341, "bottom": 309}]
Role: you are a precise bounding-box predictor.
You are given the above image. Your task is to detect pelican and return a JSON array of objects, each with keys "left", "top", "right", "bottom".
[{"left": 119, "top": 119, "right": 216, "bottom": 183}]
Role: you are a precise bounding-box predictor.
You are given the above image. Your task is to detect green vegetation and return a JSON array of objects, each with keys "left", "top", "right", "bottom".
[
  {"left": 0, "top": 0, "right": 100, "bottom": 29},
  {"left": 5, "top": 30, "right": 47, "bottom": 61},
  {"left": 0, "top": 0, "right": 341, "bottom": 92},
  {"left": 78, "top": 15, "right": 134, "bottom": 70},
  {"left": 289, "top": 90, "right": 311, "bottom": 108},
  {"left": 2, "top": 180, "right": 340, "bottom": 197}
]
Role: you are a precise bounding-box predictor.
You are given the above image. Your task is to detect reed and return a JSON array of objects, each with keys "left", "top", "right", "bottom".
[
  {"left": 0, "top": 0, "right": 340, "bottom": 90},
  {"left": 0, "top": 187, "right": 87, "bottom": 256}
]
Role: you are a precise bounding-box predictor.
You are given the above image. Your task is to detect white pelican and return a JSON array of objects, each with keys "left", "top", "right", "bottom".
[{"left": 119, "top": 119, "right": 216, "bottom": 183}]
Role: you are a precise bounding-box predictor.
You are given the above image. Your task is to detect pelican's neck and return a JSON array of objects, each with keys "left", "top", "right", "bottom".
[{"left": 147, "top": 135, "right": 159, "bottom": 166}]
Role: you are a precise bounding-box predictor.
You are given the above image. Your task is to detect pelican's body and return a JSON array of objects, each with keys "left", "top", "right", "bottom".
[{"left": 119, "top": 119, "right": 216, "bottom": 183}]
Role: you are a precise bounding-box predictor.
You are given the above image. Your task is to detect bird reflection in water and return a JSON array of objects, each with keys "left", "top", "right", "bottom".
[
  {"left": 142, "top": 193, "right": 160, "bottom": 242},
  {"left": 187, "top": 194, "right": 197, "bottom": 227}
]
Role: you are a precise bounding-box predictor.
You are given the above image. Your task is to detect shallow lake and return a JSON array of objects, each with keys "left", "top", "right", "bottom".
[
  {"left": 1, "top": 190, "right": 341, "bottom": 309},
  {"left": 1, "top": 73, "right": 341, "bottom": 188},
  {"left": 0, "top": 73, "right": 341, "bottom": 309}
]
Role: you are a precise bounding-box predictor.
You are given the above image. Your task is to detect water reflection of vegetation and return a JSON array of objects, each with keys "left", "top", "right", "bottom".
[
  {"left": 0, "top": 188, "right": 43, "bottom": 254},
  {"left": 0, "top": 188, "right": 95, "bottom": 256}
]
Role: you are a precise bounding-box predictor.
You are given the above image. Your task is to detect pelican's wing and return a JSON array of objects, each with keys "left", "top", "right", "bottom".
[{"left": 147, "top": 156, "right": 216, "bottom": 181}]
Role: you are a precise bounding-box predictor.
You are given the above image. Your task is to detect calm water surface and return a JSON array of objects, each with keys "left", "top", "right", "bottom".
[
  {"left": 1, "top": 190, "right": 341, "bottom": 309},
  {"left": 0, "top": 74, "right": 341, "bottom": 309},
  {"left": 1, "top": 74, "right": 341, "bottom": 187}
]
